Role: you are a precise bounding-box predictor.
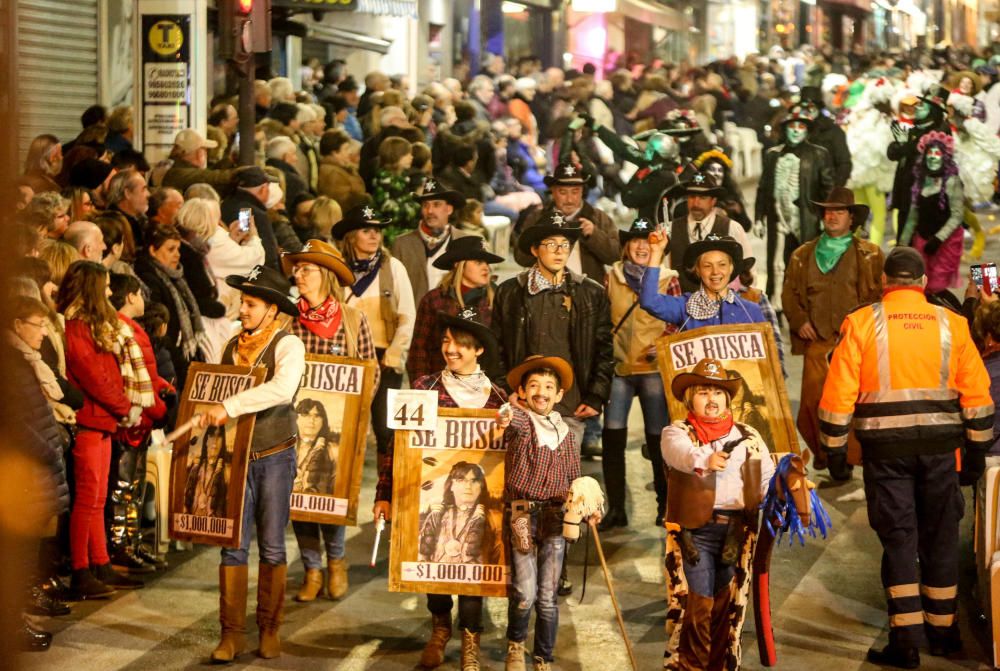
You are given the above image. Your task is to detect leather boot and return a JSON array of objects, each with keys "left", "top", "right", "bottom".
[
  {"left": 460, "top": 628, "right": 481, "bottom": 671},
  {"left": 504, "top": 640, "right": 526, "bottom": 671},
  {"left": 295, "top": 568, "right": 323, "bottom": 602},
  {"left": 326, "top": 558, "right": 348, "bottom": 600},
  {"left": 256, "top": 562, "right": 287, "bottom": 659},
  {"left": 211, "top": 564, "right": 248, "bottom": 664},
  {"left": 419, "top": 612, "right": 452, "bottom": 668},
  {"left": 599, "top": 428, "right": 629, "bottom": 530},
  {"left": 648, "top": 432, "right": 668, "bottom": 524}
]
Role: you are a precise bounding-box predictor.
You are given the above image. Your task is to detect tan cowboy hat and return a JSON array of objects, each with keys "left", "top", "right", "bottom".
[
  {"left": 507, "top": 355, "right": 574, "bottom": 393},
  {"left": 810, "top": 187, "right": 870, "bottom": 228},
  {"left": 280, "top": 239, "right": 354, "bottom": 287},
  {"left": 670, "top": 357, "right": 743, "bottom": 401}
]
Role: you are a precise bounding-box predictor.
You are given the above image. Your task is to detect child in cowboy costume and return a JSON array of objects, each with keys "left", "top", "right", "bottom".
[
  {"left": 660, "top": 358, "right": 775, "bottom": 670},
  {"left": 203, "top": 264, "right": 305, "bottom": 663}
]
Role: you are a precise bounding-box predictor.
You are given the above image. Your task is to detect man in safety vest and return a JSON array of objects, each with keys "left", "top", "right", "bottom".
[{"left": 818, "top": 246, "right": 994, "bottom": 668}]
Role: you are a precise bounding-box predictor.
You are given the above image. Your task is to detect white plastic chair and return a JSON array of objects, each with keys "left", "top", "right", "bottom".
[
  {"left": 737, "top": 127, "right": 763, "bottom": 179},
  {"left": 145, "top": 430, "right": 174, "bottom": 555},
  {"left": 975, "top": 457, "right": 1000, "bottom": 667},
  {"left": 481, "top": 215, "right": 512, "bottom": 261}
]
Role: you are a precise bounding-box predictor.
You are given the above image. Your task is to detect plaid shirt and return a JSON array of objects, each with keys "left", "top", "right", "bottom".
[
  {"left": 406, "top": 287, "right": 493, "bottom": 382},
  {"left": 288, "top": 312, "right": 381, "bottom": 388},
  {"left": 376, "top": 372, "right": 506, "bottom": 502},
  {"left": 503, "top": 407, "right": 580, "bottom": 503}
]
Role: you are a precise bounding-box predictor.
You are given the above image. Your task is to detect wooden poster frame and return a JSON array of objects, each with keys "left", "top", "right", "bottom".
[
  {"left": 289, "top": 353, "right": 378, "bottom": 527},
  {"left": 655, "top": 323, "right": 799, "bottom": 454},
  {"left": 168, "top": 362, "right": 266, "bottom": 547},
  {"left": 389, "top": 407, "right": 509, "bottom": 597}
]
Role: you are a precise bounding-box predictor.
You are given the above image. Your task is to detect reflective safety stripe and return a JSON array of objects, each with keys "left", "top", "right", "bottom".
[
  {"left": 821, "top": 432, "right": 848, "bottom": 448},
  {"left": 854, "top": 412, "right": 962, "bottom": 430},
  {"left": 924, "top": 612, "right": 955, "bottom": 626},
  {"left": 920, "top": 584, "right": 957, "bottom": 599},
  {"left": 967, "top": 428, "right": 993, "bottom": 442},
  {"left": 936, "top": 307, "right": 951, "bottom": 387},
  {"left": 963, "top": 404, "right": 996, "bottom": 420},
  {"left": 890, "top": 612, "right": 924, "bottom": 627},
  {"left": 858, "top": 388, "right": 959, "bottom": 404},
  {"left": 887, "top": 583, "right": 920, "bottom": 599},
  {"left": 818, "top": 407, "right": 853, "bottom": 424},
  {"left": 872, "top": 303, "right": 891, "bottom": 390}
]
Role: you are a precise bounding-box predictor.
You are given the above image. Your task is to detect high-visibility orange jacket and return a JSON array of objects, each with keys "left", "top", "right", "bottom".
[{"left": 818, "top": 286, "right": 994, "bottom": 460}]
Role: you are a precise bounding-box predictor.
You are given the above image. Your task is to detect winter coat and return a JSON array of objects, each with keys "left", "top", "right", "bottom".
[
  {"left": 317, "top": 157, "right": 368, "bottom": 212},
  {"left": 161, "top": 157, "right": 239, "bottom": 196},
  {"left": 220, "top": 188, "right": 281, "bottom": 270},
  {"left": 432, "top": 119, "right": 497, "bottom": 186},
  {"left": 808, "top": 114, "right": 852, "bottom": 187},
  {"left": 266, "top": 157, "right": 312, "bottom": 207},
  {"left": 179, "top": 242, "right": 227, "bottom": 319},
  {"left": 64, "top": 319, "right": 131, "bottom": 433}
]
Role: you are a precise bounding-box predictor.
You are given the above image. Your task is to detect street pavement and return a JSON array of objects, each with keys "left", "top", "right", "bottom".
[{"left": 20, "top": 187, "right": 1000, "bottom": 670}]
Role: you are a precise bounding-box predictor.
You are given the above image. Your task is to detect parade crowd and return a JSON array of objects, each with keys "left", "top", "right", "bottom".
[{"left": 10, "top": 41, "right": 1000, "bottom": 670}]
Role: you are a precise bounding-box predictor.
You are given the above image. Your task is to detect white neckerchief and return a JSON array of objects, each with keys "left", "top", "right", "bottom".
[
  {"left": 440, "top": 367, "right": 491, "bottom": 408},
  {"left": 687, "top": 210, "right": 718, "bottom": 241},
  {"left": 527, "top": 408, "right": 568, "bottom": 451}
]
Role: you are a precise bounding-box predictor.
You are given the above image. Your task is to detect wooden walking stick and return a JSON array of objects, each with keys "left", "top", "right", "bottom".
[{"left": 588, "top": 518, "right": 638, "bottom": 671}]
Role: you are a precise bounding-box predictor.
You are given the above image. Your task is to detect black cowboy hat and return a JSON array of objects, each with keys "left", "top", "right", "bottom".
[
  {"left": 799, "top": 85, "right": 825, "bottom": 108},
  {"left": 432, "top": 235, "right": 505, "bottom": 270},
  {"left": 543, "top": 161, "right": 593, "bottom": 188},
  {"left": 619, "top": 217, "right": 655, "bottom": 245},
  {"left": 671, "top": 357, "right": 743, "bottom": 401},
  {"left": 669, "top": 171, "right": 727, "bottom": 199},
  {"left": 506, "top": 354, "right": 575, "bottom": 393},
  {"left": 281, "top": 238, "right": 355, "bottom": 286},
  {"left": 658, "top": 112, "right": 701, "bottom": 137},
  {"left": 437, "top": 306, "right": 499, "bottom": 368},
  {"left": 225, "top": 265, "right": 297, "bottom": 316},
  {"left": 331, "top": 203, "right": 390, "bottom": 241},
  {"left": 415, "top": 177, "right": 466, "bottom": 210},
  {"left": 920, "top": 82, "right": 950, "bottom": 112},
  {"left": 810, "top": 187, "right": 870, "bottom": 228},
  {"left": 682, "top": 234, "right": 744, "bottom": 284},
  {"left": 516, "top": 209, "right": 582, "bottom": 255},
  {"left": 781, "top": 103, "right": 817, "bottom": 126}
]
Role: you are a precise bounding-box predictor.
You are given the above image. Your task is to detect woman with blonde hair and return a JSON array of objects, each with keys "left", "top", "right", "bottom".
[
  {"left": 306, "top": 197, "right": 343, "bottom": 241},
  {"left": 406, "top": 236, "right": 502, "bottom": 382},
  {"left": 39, "top": 239, "right": 82, "bottom": 288},
  {"left": 63, "top": 186, "right": 96, "bottom": 222}
]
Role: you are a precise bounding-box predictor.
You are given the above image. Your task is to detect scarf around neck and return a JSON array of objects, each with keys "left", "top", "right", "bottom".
[
  {"left": 114, "top": 319, "right": 156, "bottom": 409},
  {"left": 526, "top": 266, "right": 565, "bottom": 296},
  {"left": 440, "top": 367, "right": 492, "bottom": 408},
  {"left": 686, "top": 411, "right": 735, "bottom": 444},
  {"left": 686, "top": 287, "right": 736, "bottom": 321},
  {"left": 350, "top": 249, "right": 383, "bottom": 298},
  {"left": 814, "top": 233, "right": 853, "bottom": 274},
  {"left": 6, "top": 329, "right": 62, "bottom": 402},
  {"left": 297, "top": 296, "right": 342, "bottom": 339},
  {"left": 234, "top": 319, "right": 283, "bottom": 367},
  {"left": 622, "top": 261, "right": 647, "bottom": 294},
  {"left": 148, "top": 256, "right": 203, "bottom": 360},
  {"left": 418, "top": 223, "right": 451, "bottom": 256},
  {"left": 527, "top": 407, "right": 569, "bottom": 451}
]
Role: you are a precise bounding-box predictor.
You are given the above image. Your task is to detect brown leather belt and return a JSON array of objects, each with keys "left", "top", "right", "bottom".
[{"left": 249, "top": 435, "right": 296, "bottom": 461}]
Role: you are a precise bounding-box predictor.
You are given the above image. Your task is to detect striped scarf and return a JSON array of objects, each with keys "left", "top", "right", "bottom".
[{"left": 114, "top": 320, "right": 155, "bottom": 409}]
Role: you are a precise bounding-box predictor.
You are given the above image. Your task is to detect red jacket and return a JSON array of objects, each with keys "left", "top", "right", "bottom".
[
  {"left": 116, "top": 314, "right": 173, "bottom": 446},
  {"left": 65, "top": 319, "right": 131, "bottom": 433}
]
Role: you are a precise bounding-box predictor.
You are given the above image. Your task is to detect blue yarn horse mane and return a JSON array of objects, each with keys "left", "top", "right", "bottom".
[{"left": 760, "top": 454, "right": 833, "bottom": 546}]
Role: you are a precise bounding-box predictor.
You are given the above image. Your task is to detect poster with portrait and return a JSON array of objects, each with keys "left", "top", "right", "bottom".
[
  {"left": 289, "top": 354, "right": 378, "bottom": 527},
  {"left": 656, "top": 323, "right": 799, "bottom": 454},
  {"left": 389, "top": 408, "right": 509, "bottom": 597},
  {"left": 168, "top": 363, "right": 266, "bottom": 547}
]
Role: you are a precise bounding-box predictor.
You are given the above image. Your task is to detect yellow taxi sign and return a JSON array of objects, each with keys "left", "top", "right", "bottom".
[{"left": 149, "top": 20, "right": 184, "bottom": 56}]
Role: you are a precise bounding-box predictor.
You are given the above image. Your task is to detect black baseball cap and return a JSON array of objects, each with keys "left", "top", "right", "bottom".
[
  {"left": 883, "top": 246, "right": 925, "bottom": 279},
  {"left": 233, "top": 166, "right": 279, "bottom": 188}
]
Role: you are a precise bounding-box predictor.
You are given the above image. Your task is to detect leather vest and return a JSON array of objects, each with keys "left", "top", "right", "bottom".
[{"left": 222, "top": 330, "right": 297, "bottom": 452}]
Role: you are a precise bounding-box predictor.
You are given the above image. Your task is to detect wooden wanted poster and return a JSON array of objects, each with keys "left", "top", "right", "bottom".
[
  {"left": 389, "top": 408, "right": 509, "bottom": 597},
  {"left": 656, "top": 323, "right": 799, "bottom": 454},
  {"left": 168, "top": 363, "right": 266, "bottom": 547},
  {"left": 289, "top": 354, "right": 378, "bottom": 526}
]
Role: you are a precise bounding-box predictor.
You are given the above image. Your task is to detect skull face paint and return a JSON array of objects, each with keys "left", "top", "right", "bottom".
[
  {"left": 924, "top": 145, "right": 944, "bottom": 172},
  {"left": 785, "top": 120, "right": 808, "bottom": 146},
  {"left": 705, "top": 161, "right": 726, "bottom": 183}
]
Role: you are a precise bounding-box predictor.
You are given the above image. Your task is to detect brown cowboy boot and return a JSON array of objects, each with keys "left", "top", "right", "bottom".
[
  {"left": 256, "top": 563, "right": 287, "bottom": 659},
  {"left": 460, "top": 628, "right": 481, "bottom": 671},
  {"left": 419, "top": 612, "right": 452, "bottom": 668},
  {"left": 295, "top": 568, "right": 323, "bottom": 602},
  {"left": 326, "top": 558, "right": 348, "bottom": 600},
  {"left": 210, "top": 564, "right": 248, "bottom": 663}
]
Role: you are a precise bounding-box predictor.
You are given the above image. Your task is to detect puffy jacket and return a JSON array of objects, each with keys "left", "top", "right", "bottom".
[
  {"left": 491, "top": 270, "right": 614, "bottom": 410},
  {"left": 818, "top": 287, "right": 994, "bottom": 460},
  {"left": 64, "top": 319, "right": 131, "bottom": 434}
]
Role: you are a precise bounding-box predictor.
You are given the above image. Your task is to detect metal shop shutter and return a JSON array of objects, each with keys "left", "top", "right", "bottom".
[{"left": 16, "top": 0, "right": 99, "bottom": 161}]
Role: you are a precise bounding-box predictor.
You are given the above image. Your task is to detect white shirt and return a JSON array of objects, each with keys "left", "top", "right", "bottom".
[
  {"left": 222, "top": 333, "right": 306, "bottom": 419},
  {"left": 660, "top": 422, "right": 775, "bottom": 510},
  {"left": 344, "top": 256, "right": 415, "bottom": 371},
  {"left": 207, "top": 227, "right": 266, "bottom": 320},
  {"left": 687, "top": 210, "right": 754, "bottom": 262},
  {"left": 426, "top": 240, "right": 449, "bottom": 294}
]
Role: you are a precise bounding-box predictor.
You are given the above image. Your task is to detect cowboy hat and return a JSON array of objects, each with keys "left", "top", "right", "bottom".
[
  {"left": 670, "top": 357, "right": 743, "bottom": 401},
  {"left": 543, "top": 162, "right": 593, "bottom": 188},
  {"left": 281, "top": 239, "right": 354, "bottom": 287},
  {"left": 781, "top": 103, "right": 817, "bottom": 125},
  {"left": 415, "top": 177, "right": 465, "bottom": 210},
  {"left": 506, "top": 354, "right": 574, "bottom": 393},
  {"left": 669, "top": 171, "right": 727, "bottom": 199},
  {"left": 437, "top": 306, "right": 499, "bottom": 368},
  {"left": 516, "top": 209, "right": 582, "bottom": 255},
  {"left": 810, "top": 187, "right": 870, "bottom": 228},
  {"left": 331, "top": 203, "right": 390, "bottom": 241},
  {"left": 432, "top": 235, "right": 505, "bottom": 270},
  {"left": 919, "top": 82, "right": 950, "bottom": 112},
  {"left": 619, "top": 217, "right": 655, "bottom": 245},
  {"left": 225, "top": 265, "right": 298, "bottom": 316},
  {"left": 682, "top": 234, "right": 744, "bottom": 284}
]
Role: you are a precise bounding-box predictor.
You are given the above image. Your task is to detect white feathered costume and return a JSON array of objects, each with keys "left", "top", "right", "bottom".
[
  {"left": 949, "top": 90, "right": 1000, "bottom": 204},
  {"left": 846, "top": 77, "right": 897, "bottom": 194}
]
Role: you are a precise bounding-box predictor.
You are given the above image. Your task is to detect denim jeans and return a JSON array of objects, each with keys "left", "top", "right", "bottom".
[
  {"left": 604, "top": 373, "right": 668, "bottom": 433},
  {"left": 682, "top": 522, "right": 734, "bottom": 597},
  {"left": 426, "top": 593, "right": 484, "bottom": 632},
  {"left": 292, "top": 521, "right": 346, "bottom": 568},
  {"left": 221, "top": 447, "right": 296, "bottom": 566},
  {"left": 506, "top": 508, "right": 566, "bottom": 662}
]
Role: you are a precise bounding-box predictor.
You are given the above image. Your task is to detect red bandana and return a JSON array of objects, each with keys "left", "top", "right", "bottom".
[
  {"left": 297, "top": 296, "right": 342, "bottom": 339},
  {"left": 686, "top": 411, "right": 734, "bottom": 444}
]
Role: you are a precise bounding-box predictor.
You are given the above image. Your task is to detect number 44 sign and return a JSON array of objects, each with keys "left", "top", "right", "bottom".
[{"left": 387, "top": 389, "right": 439, "bottom": 431}]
